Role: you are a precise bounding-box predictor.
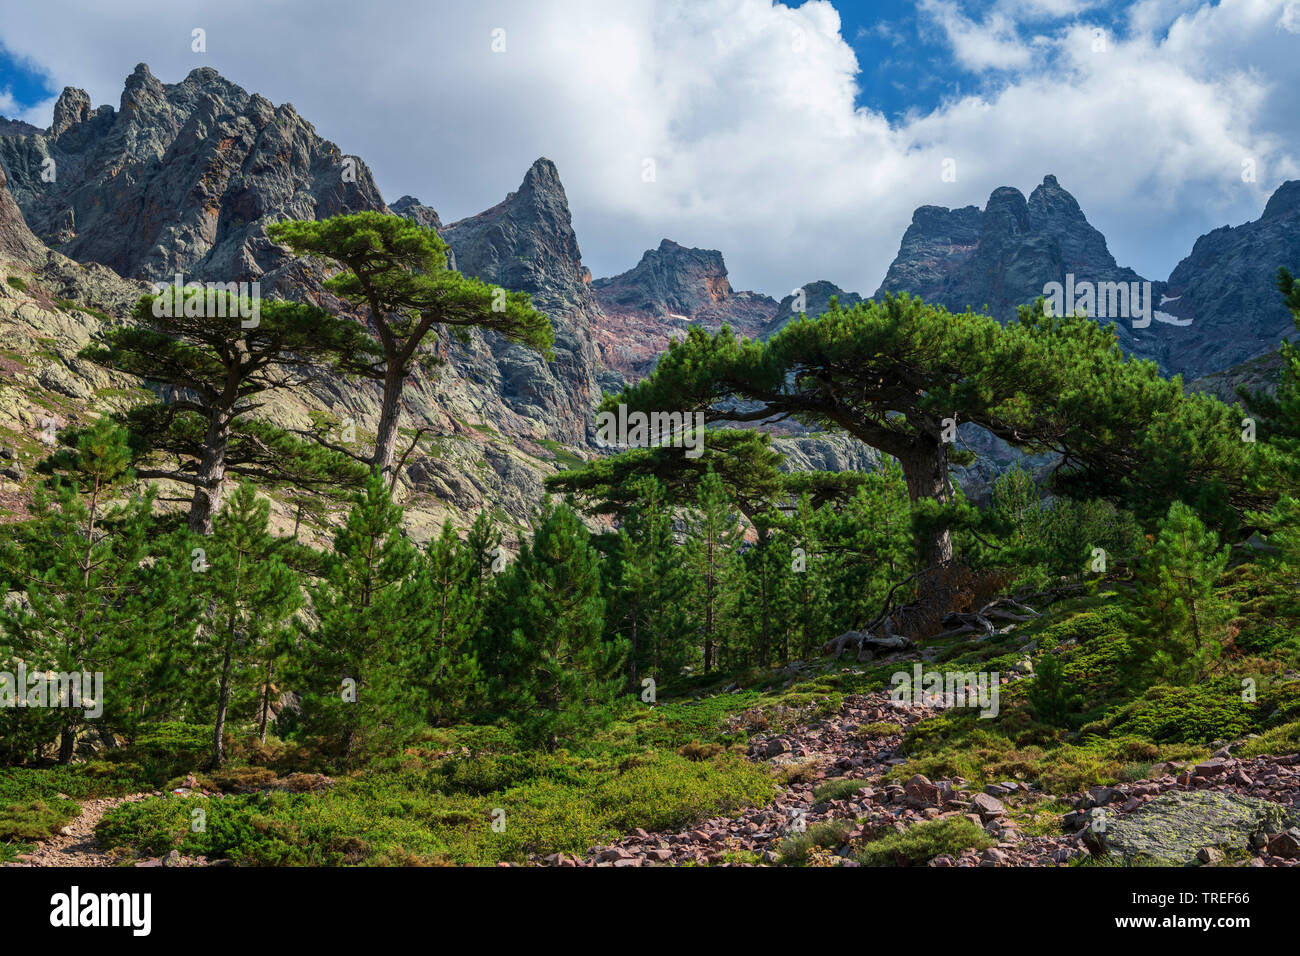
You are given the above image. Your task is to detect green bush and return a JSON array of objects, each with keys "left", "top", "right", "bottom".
[
  {"left": 855, "top": 817, "right": 991, "bottom": 866},
  {"left": 777, "top": 819, "right": 854, "bottom": 865},
  {"left": 813, "top": 778, "right": 868, "bottom": 802},
  {"left": 0, "top": 799, "right": 78, "bottom": 842}
]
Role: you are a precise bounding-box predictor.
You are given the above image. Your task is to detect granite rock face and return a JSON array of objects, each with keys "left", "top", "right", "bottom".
[
  {"left": 389, "top": 195, "right": 444, "bottom": 232},
  {"left": 440, "top": 158, "right": 602, "bottom": 445},
  {"left": 0, "top": 66, "right": 610, "bottom": 535},
  {"left": 1158, "top": 180, "right": 1300, "bottom": 378},
  {"left": 592, "top": 239, "right": 778, "bottom": 378},
  {"left": 0, "top": 64, "right": 387, "bottom": 282},
  {"left": 876, "top": 175, "right": 1300, "bottom": 378},
  {"left": 876, "top": 175, "right": 1159, "bottom": 362},
  {"left": 0, "top": 163, "right": 49, "bottom": 267},
  {"left": 765, "top": 280, "right": 863, "bottom": 337}
]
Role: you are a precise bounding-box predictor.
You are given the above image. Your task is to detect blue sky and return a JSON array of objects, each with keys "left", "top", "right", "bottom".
[
  {"left": 0, "top": 1, "right": 1296, "bottom": 297},
  {"left": 0, "top": 46, "right": 54, "bottom": 118}
]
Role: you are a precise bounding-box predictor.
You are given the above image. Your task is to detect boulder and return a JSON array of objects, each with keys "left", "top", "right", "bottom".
[{"left": 1098, "top": 791, "right": 1300, "bottom": 866}]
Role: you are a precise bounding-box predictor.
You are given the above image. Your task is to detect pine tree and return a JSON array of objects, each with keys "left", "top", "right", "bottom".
[
  {"left": 267, "top": 213, "right": 553, "bottom": 479},
  {"left": 1244, "top": 265, "right": 1300, "bottom": 608},
  {"left": 413, "top": 521, "right": 485, "bottom": 725},
  {"left": 603, "top": 477, "right": 688, "bottom": 690},
  {"left": 613, "top": 294, "right": 1262, "bottom": 571},
  {"left": 0, "top": 420, "right": 194, "bottom": 762},
  {"left": 80, "top": 290, "right": 373, "bottom": 533},
  {"left": 817, "top": 464, "right": 914, "bottom": 636},
  {"left": 782, "top": 492, "right": 832, "bottom": 660},
  {"left": 461, "top": 511, "right": 507, "bottom": 685},
  {"left": 1026, "top": 649, "right": 1079, "bottom": 726},
  {"left": 295, "top": 472, "right": 426, "bottom": 764},
  {"left": 495, "top": 500, "right": 624, "bottom": 749},
  {"left": 1123, "top": 501, "right": 1236, "bottom": 683},
  {"left": 740, "top": 512, "right": 785, "bottom": 666},
  {"left": 684, "top": 469, "right": 744, "bottom": 673},
  {"left": 199, "top": 483, "right": 302, "bottom": 767},
  {"left": 1244, "top": 266, "right": 1300, "bottom": 492}
]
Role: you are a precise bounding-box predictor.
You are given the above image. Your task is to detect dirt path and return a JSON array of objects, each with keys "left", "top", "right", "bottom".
[{"left": 5, "top": 793, "right": 154, "bottom": 868}]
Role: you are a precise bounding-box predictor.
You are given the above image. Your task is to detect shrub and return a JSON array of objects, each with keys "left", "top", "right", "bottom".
[
  {"left": 777, "top": 819, "right": 854, "bottom": 865},
  {"left": 813, "top": 778, "right": 868, "bottom": 802},
  {"left": 0, "top": 799, "right": 78, "bottom": 841},
  {"left": 677, "top": 742, "right": 724, "bottom": 761},
  {"left": 855, "top": 817, "right": 992, "bottom": 866}
]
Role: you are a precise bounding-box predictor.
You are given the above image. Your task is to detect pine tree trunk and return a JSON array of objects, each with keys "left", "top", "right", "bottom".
[
  {"left": 258, "top": 661, "right": 274, "bottom": 744},
  {"left": 372, "top": 365, "right": 404, "bottom": 481},
  {"left": 628, "top": 615, "right": 639, "bottom": 693},
  {"left": 898, "top": 437, "right": 955, "bottom": 568},
  {"left": 58, "top": 720, "right": 77, "bottom": 765},
  {"left": 212, "top": 635, "right": 235, "bottom": 768},
  {"left": 190, "top": 408, "right": 234, "bottom": 535}
]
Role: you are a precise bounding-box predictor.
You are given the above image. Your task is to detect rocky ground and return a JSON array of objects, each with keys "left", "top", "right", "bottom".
[
  {"left": 553, "top": 691, "right": 1300, "bottom": 867},
  {"left": 5, "top": 793, "right": 151, "bottom": 867},
  {"left": 3, "top": 772, "right": 335, "bottom": 868}
]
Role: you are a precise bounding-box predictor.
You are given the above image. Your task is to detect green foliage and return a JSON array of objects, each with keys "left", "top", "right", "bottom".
[
  {"left": 1122, "top": 501, "right": 1236, "bottom": 683},
  {"left": 684, "top": 469, "right": 744, "bottom": 673},
  {"left": 0, "top": 423, "right": 196, "bottom": 759},
  {"left": 601, "top": 476, "right": 690, "bottom": 687},
  {"left": 413, "top": 522, "right": 486, "bottom": 725},
  {"left": 1088, "top": 682, "right": 1256, "bottom": 744},
  {"left": 854, "top": 816, "right": 992, "bottom": 866},
  {"left": 776, "top": 818, "right": 854, "bottom": 865},
  {"left": 812, "top": 777, "right": 868, "bottom": 802},
  {"left": 493, "top": 500, "right": 626, "bottom": 748},
  {"left": 80, "top": 291, "right": 372, "bottom": 530},
  {"left": 267, "top": 212, "right": 552, "bottom": 474},
  {"left": 94, "top": 745, "right": 774, "bottom": 866},
  {"left": 294, "top": 473, "right": 429, "bottom": 765},
  {"left": 1242, "top": 265, "right": 1300, "bottom": 492},
  {"left": 984, "top": 464, "right": 1140, "bottom": 587},
  {"left": 547, "top": 428, "right": 784, "bottom": 520},
  {"left": 0, "top": 798, "right": 78, "bottom": 842},
  {"left": 195, "top": 483, "right": 303, "bottom": 767},
  {"left": 1026, "top": 650, "right": 1079, "bottom": 726}
]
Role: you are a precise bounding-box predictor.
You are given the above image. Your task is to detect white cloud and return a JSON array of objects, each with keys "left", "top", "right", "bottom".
[
  {"left": 0, "top": 0, "right": 1295, "bottom": 299},
  {"left": 919, "top": 0, "right": 1038, "bottom": 71}
]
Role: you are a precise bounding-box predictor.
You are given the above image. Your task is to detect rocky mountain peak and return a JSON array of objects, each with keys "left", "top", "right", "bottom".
[
  {"left": 118, "top": 62, "right": 167, "bottom": 119},
  {"left": 0, "top": 63, "right": 386, "bottom": 282},
  {"left": 390, "top": 195, "right": 443, "bottom": 232},
  {"left": 440, "top": 158, "right": 600, "bottom": 444},
  {"left": 590, "top": 238, "right": 777, "bottom": 380},
  {"left": 767, "top": 280, "right": 862, "bottom": 336},
  {"left": 876, "top": 175, "right": 1152, "bottom": 361},
  {"left": 593, "top": 238, "right": 732, "bottom": 317},
  {"left": 1159, "top": 179, "right": 1300, "bottom": 376},
  {"left": 1262, "top": 180, "right": 1300, "bottom": 221},
  {"left": 50, "top": 87, "right": 92, "bottom": 138},
  {"left": 981, "top": 186, "right": 1033, "bottom": 239},
  {"left": 442, "top": 157, "right": 585, "bottom": 296}
]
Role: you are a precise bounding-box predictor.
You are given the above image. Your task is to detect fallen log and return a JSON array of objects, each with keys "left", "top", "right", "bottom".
[{"left": 821, "top": 628, "right": 913, "bottom": 660}]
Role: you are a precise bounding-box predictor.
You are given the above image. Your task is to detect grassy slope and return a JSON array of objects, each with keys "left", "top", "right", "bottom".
[{"left": 3, "top": 567, "right": 1298, "bottom": 866}]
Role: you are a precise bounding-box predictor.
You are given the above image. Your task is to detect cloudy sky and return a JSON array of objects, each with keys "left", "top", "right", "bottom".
[{"left": 0, "top": 0, "right": 1297, "bottom": 297}]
